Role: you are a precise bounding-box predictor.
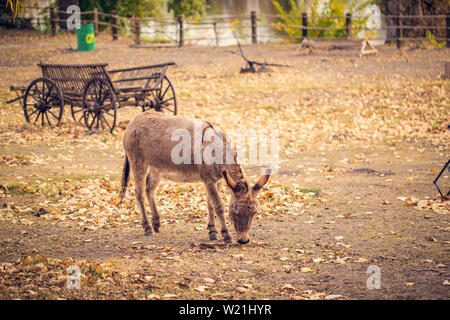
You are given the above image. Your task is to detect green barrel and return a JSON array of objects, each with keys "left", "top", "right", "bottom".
[{"left": 76, "top": 24, "right": 95, "bottom": 51}]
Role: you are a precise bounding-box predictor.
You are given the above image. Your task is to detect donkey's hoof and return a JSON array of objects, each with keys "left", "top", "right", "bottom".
[
  {"left": 223, "top": 237, "right": 232, "bottom": 244},
  {"left": 221, "top": 230, "right": 232, "bottom": 244},
  {"left": 209, "top": 232, "right": 218, "bottom": 241},
  {"left": 144, "top": 228, "right": 153, "bottom": 236},
  {"left": 152, "top": 223, "right": 160, "bottom": 233}
]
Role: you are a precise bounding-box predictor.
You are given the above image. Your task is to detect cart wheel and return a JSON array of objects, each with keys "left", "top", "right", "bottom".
[
  {"left": 23, "top": 78, "right": 64, "bottom": 127},
  {"left": 70, "top": 103, "right": 86, "bottom": 123},
  {"left": 83, "top": 78, "right": 117, "bottom": 133},
  {"left": 142, "top": 75, "right": 177, "bottom": 115}
]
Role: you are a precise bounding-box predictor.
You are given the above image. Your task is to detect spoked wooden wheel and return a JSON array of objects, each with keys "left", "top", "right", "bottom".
[
  {"left": 70, "top": 103, "right": 86, "bottom": 123},
  {"left": 23, "top": 78, "right": 64, "bottom": 127},
  {"left": 142, "top": 75, "right": 177, "bottom": 115},
  {"left": 82, "top": 78, "right": 117, "bottom": 133}
]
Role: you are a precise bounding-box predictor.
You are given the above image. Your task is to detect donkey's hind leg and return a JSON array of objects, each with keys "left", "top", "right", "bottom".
[
  {"left": 130, "top": 160, "right": 152, "bottom": 236},
  {"left": 145, "top": 168, "right": 161, "bottom": 233}
]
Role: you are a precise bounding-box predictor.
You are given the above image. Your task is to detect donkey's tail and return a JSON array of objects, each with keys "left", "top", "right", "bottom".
[{"left": 119, "top": 155, "right": 130, "bottom": 205}]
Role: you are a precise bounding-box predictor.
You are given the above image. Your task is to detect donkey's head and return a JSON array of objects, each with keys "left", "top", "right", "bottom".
[{"left": 222, "top": 170, "right": 271, "bottom": 244}]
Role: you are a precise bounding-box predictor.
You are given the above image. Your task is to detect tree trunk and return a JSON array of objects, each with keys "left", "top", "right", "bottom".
[{"left": 416, "top": 0, "right": 426, "bottom": 38}]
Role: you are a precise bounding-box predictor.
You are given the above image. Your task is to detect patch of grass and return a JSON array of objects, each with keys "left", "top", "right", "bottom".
[
  {"left": 176, "top": 187, "right": 193, "bottom": 194},
  {"left": 373, "top": 104, "right": 388, "bottom": 111},
  {"left": 6, "top": 183, "right": 38, "bottom": 194},
  {"left": 4, "top": 173, "right": 120, "bottom": 198},
  {"left": 297, "top": 187, "right": 322, "bottom": 196},
  {"left": 179, "top": 91, "right": 192, "bottom": 98},
  {"left": 140, "top": 36, "right": 172, "bottom": 44},
  {"left": 430, "top": 120, "right": 443, "bottom": 130},
  {"left": 52, "top": 173, "right": 115, "bottom": 183}
]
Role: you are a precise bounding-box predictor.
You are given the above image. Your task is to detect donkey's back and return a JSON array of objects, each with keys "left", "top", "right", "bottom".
[
  {"left": 124, "top": 112, "right": 193, "bottom": 166},
  {"left": 122, "top": 111, "right": 220, "bottom": 183}
]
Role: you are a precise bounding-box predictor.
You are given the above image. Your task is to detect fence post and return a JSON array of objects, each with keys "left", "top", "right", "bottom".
[
  {"left": 346, "top": 13, "right": 352, "bottom": 39},
  {"left": 93, "top": 8, "right": 98, "bottom": 34},
  {"left": 396, "top": 12, "right": 402, "bottom": 49},
  {"left": 251, "top": 11, "right": 257, "bottom": 44},
  {"left": 50, "top": 7, "right": 56, "bottom": 36},
  {"left": 213, "top": 22, "right": 219, "bottom": 46},
  {"left": 302, "top": 13, "right": 308, "bottom": 40},
  {"left": 446, "top": 12, "right": 450, "bottom": 48},
  {"left": 111, "top": 10, "right": 118, "bottom": 40},
  {"left": 178, "top": 16, "right": 183, "bottom": 47},
  {"left": 134, "top": 16, "right": 141, "bottom": 45}
]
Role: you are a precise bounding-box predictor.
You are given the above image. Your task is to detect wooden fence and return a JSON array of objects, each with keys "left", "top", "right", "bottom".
[{"left": 9, "top": 7, "right": 450, "bottom": 48}]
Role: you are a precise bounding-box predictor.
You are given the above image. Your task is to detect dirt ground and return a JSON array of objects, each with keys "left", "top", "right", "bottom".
[{"left": 0, "top": 31, "right": 448, "bottom": 300}]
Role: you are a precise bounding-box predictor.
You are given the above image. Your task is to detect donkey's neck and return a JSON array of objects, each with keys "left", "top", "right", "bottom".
[
  {"left": 220, "top": 162, "right": 247, "bottom": 183},
  {"left": 207, "top": 124, "right": 247, "bottom": 183}
]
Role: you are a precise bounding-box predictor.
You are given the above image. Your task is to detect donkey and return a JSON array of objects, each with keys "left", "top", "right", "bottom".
[{"left": 119, "top": 111, "right": 270, "bottom": 244}]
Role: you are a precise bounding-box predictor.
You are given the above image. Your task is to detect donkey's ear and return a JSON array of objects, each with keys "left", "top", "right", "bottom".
[
  {"left": 252, "top": 169, "right": 271, "bottom": 195},
  {"left": 222, "top": 170, "right": 237, "bottom": 191}
]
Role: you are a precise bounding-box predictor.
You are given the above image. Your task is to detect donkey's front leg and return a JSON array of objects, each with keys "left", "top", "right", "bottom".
[
  {"left": 205, "top": 182, "right": 232, "bottom": 243},
  {"left": 206, "top": 194, "right": 218, "bottom": 241}
]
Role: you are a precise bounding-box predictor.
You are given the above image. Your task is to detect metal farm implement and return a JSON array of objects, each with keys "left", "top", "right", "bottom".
[{"left": 7, "top": 62, "right": 177, "bottom": 132}]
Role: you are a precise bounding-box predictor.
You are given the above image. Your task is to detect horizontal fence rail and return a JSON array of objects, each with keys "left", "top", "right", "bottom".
[{"left": 3, "top": 7, "right": 449, "bottom": 48}]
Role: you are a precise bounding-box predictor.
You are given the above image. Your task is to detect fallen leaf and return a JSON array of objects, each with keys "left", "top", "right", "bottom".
[
  {"left": 195, "top": 285, "right": 208, "bottom": 293},
  {"left": 281, "top": 284, "right": 296, "bottom": 291}
]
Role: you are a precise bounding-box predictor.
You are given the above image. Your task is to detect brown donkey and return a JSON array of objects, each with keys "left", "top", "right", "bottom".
[{"left": 119, "top": 111, "right": 270, "bottom": 244}]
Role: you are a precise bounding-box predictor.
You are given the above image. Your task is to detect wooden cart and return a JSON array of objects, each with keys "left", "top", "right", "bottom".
[{"left": 8, "top": 62, "right": 177, "bottom": 132}]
